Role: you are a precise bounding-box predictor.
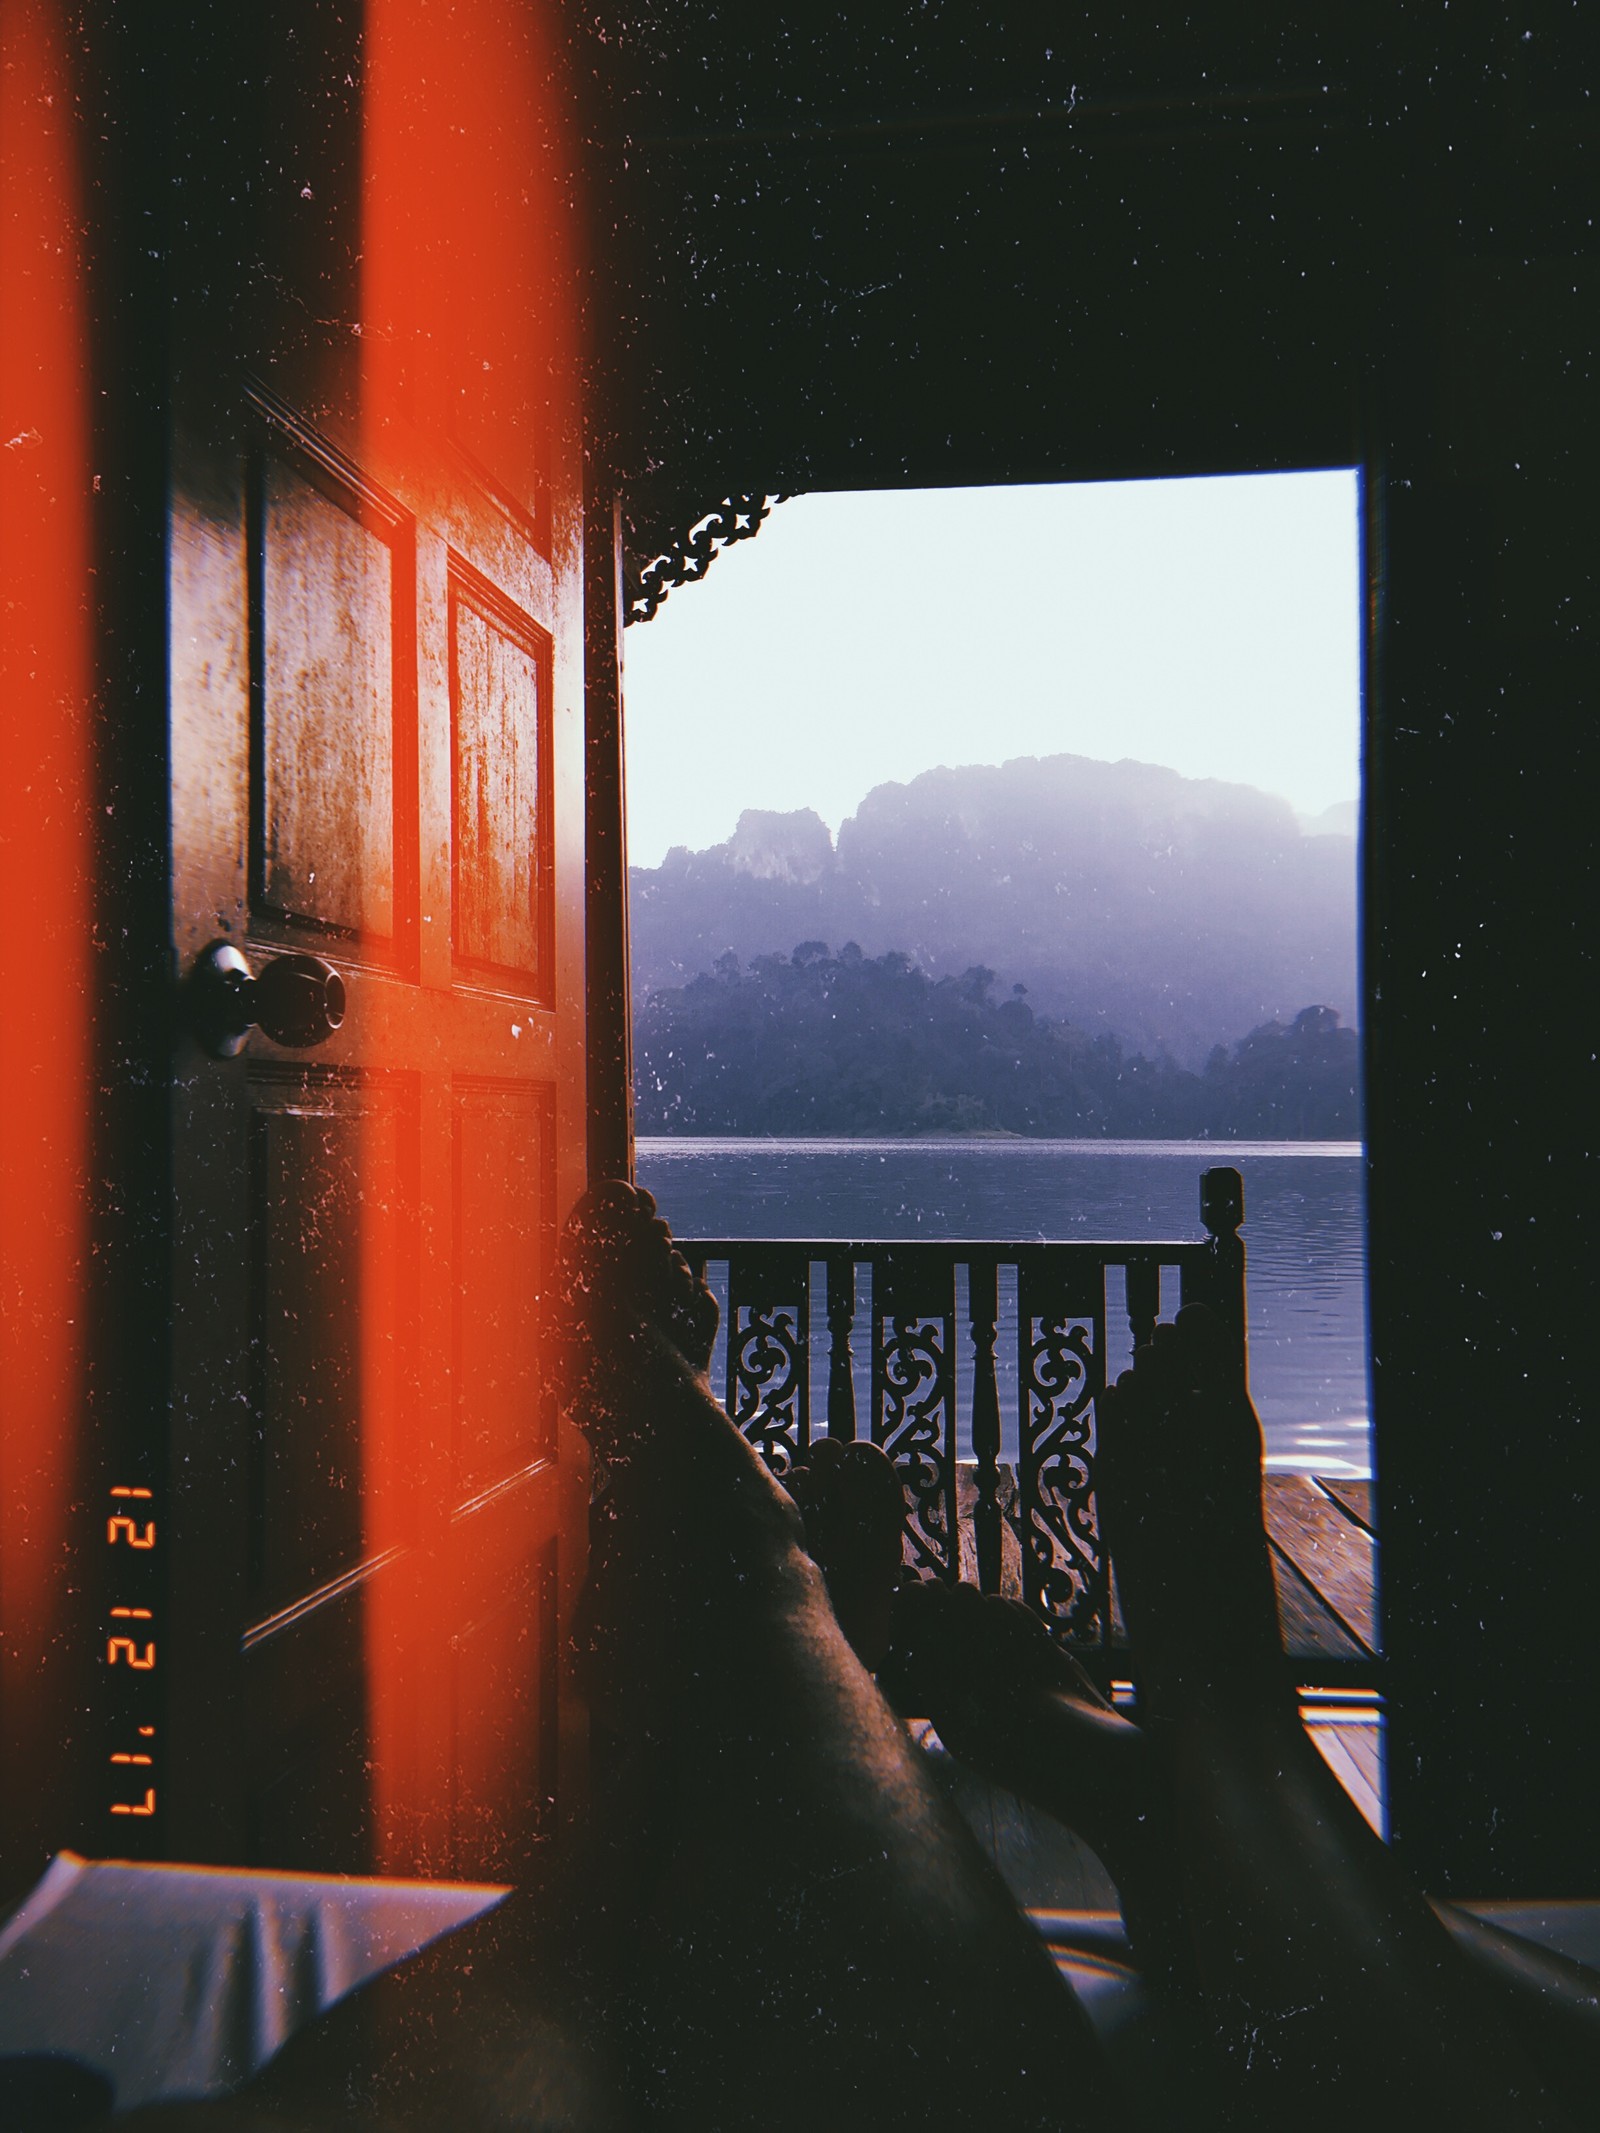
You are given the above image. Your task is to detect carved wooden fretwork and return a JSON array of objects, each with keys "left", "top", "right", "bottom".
[
  {"left": 725, "top": 1247, "right": 811, "bottom": 1475},
  {"left": 624, "top": 494, "right": 783, "bottom": 624},
  {"left": 871, "top": 1249, "right": 959, "bottom": 1584},
  {"left": 1015, "top": 1254, "right": 1107, "bottom": 1642}
]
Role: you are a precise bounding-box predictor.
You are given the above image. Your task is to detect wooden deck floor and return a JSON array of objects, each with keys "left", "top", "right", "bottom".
[
  {"left": 1263, "top": 1474, "right": 1378, "bottom": 1664},
  {"left": 953, "top": 1466, "right": 1380, "bottom": 1672},
  {"left": 1262, "top": 1475, "right": 1384, "bottom": 1836}
]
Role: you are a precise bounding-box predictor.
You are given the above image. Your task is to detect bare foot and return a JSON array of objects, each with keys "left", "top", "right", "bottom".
[
  {"left": 543, "top": 1181, "right": 719, "bottom": 1455},
  {"left": 878, "top": 1580, "right": 1145, "bottom": 1868}
]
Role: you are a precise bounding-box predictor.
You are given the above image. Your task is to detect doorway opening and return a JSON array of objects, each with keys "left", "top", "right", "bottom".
[{"left": 622, "top": 472, "right": 1380, "bottom": 1848}]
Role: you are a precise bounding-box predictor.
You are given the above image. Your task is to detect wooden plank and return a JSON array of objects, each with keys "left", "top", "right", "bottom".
[
  {"left": 1338, "top": 1720, "right": 1384, "bottom": 1804},
  {"left": 1318, "top": 1478, "right": 1375, "bottom": 1533},
  {"left": 1269, "top": 1542, "right": 1369, "bottom": 1661},
  {"left": 1306, "top": 1721, "right": 1385, "bottom": 1836},
  {"left": 1264, "top": 1475, "right": 1378, "bottom": 1654}
]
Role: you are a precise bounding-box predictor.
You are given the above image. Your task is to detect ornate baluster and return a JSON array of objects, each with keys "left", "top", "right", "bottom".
[
  {"left": 968, "top": 1254, "right": 1003, "bottom": 1595},
  {"left": 1197, "top": 1166, "right": 1248, "bottom": 1399},
  {"left": 872, "top": 1248, "right": 958, "bottom": 1583},
  {"left": 1126, "top": 1260, "right": 1161, "bottom": 1354},
  {"left": 1015, "top": 1251, "right": 1107, "bottom": 1643},
  {"left": 825, "top": 1254, "right": 857, "bottom": 1441},
  {"left": 725, "top": 1247, "right": 809, "bottom": 1475}
]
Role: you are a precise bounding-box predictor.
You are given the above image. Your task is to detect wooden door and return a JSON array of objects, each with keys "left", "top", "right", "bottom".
[{"left": 145, "top": 1, "right": 589, "bottom": 1879}]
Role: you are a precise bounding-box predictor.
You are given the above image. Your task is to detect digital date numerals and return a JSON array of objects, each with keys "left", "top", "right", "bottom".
[
  {"left": 106, "top": 1486, "right": 158, "bottom": 1821},
  {"left": 110, "top": 1727, "right": 157, "bottom": 1816},
  {"left": 108, "top": 1609, "right": 156, "bottom": 1669}
]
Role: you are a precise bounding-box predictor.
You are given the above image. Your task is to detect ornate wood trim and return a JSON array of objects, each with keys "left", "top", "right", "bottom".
[{"left": 624, "top": 493, "right": 785, "bottom": 624}]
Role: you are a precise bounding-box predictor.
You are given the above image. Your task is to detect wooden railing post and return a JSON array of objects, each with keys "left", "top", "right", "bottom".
[
  {"left": 1199, "top": 1167, "right": 1249, "bottom": 1398},
  {"left": 874, "top": 1248, "right": 959, "bottom": 1584},
  {"left": 724, "top": 1246, "right": 810, "bottom": 1469},
  {"left": 825, "top": 1253, "right": 857, "bottom": 1440},
  {"left": 968, "top": 1254, "right": 1002, "bottom": 1594}
]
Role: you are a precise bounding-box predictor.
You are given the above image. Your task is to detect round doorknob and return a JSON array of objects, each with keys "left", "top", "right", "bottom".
[{"left": 187, "top": 942, "right": 347, "bottom": 1058}]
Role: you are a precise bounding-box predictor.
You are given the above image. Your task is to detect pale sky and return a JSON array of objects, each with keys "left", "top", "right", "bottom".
[{"left": 623, "top": 471, "right": 1362, "bottom": 871}]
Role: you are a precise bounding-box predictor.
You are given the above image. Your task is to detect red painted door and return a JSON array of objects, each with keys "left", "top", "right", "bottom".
[{"left": 147, "top": 1, "right": 589, "bottom": 1879}]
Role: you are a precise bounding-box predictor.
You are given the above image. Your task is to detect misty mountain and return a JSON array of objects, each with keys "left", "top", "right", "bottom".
[
  {"left": 1295, "top": 798, "right": 1358, "bottom": 838},
  {"left": 630, "top": 754, "right": 1357, "bottom": 1065}
]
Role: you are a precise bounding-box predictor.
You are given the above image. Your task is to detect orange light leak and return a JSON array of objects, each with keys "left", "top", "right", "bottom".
[
  {"left": 359, "top": 0, "right": 578, "bottom": 1873},
  {"left": 0, "top": 0, "right": 93, "bottom": 1877}
]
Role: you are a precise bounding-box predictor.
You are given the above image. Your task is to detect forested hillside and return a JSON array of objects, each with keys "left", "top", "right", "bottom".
[{"left": 634, "top": 944, "right": 1360, "bottom": 1139}]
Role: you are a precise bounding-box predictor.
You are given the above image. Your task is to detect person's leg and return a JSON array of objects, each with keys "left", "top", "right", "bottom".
[
  {"left": 881, "top": 1580, "right": 1142, "bottom": 1866},
  {"left": 1091, "top": 1305, "right": 1579, "bottom": 2130},
  {"left": 878, "top": 1579, "right": 1196, "bottom": 2005},
  {"left": 554, "top": 1182, "right": 1123, "bottom": 2130},
  {"left": 881, "top": 1570, "right": 1600, "bottom": 2125}
]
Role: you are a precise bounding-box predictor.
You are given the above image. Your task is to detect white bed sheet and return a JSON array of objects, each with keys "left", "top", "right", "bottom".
[{"left": 0, "top": 1853, "right": 508, "bottom": 2111}]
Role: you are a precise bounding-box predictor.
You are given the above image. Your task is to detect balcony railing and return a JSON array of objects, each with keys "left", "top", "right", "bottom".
[{"left": 681, "top": 1165, "right": 1247, "bottom": 1658}]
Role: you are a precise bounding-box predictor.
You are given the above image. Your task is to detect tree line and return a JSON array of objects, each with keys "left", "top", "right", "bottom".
[{"left": 634, "top": 943, "right": 1361, "bottom": 1139}]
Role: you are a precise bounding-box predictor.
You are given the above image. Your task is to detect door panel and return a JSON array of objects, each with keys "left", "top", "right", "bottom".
[
  {"left": 245, "top": 1070, "right": 415, "bottom": 1623},
  {"left": 453, "top": 1080, "right": 557, "bottom": 1495},
  {"left": 255, "top": 450, "right": 410, "bottom": 947},
  {"left": 250, "top": 1080, "right": 370, "bottom": 1612},
  {"left": 450, "top": 1539, "right": 559, "bottom": 1877},
  {"left": 449, "top": 563, "right": 553, "bottom": 990},
  {"left": 243, "top": 1584, "right": 370, "bottom": 1873}
]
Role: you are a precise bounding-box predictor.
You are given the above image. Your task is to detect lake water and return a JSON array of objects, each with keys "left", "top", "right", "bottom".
[{"left": 635, "top": 1137, "right": 1370, "bottom": 1478}]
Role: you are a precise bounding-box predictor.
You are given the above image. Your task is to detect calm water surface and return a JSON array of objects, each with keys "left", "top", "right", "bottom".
[{"left": 635, "top": 1138, "right": 1370, "bottom": 1478}]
